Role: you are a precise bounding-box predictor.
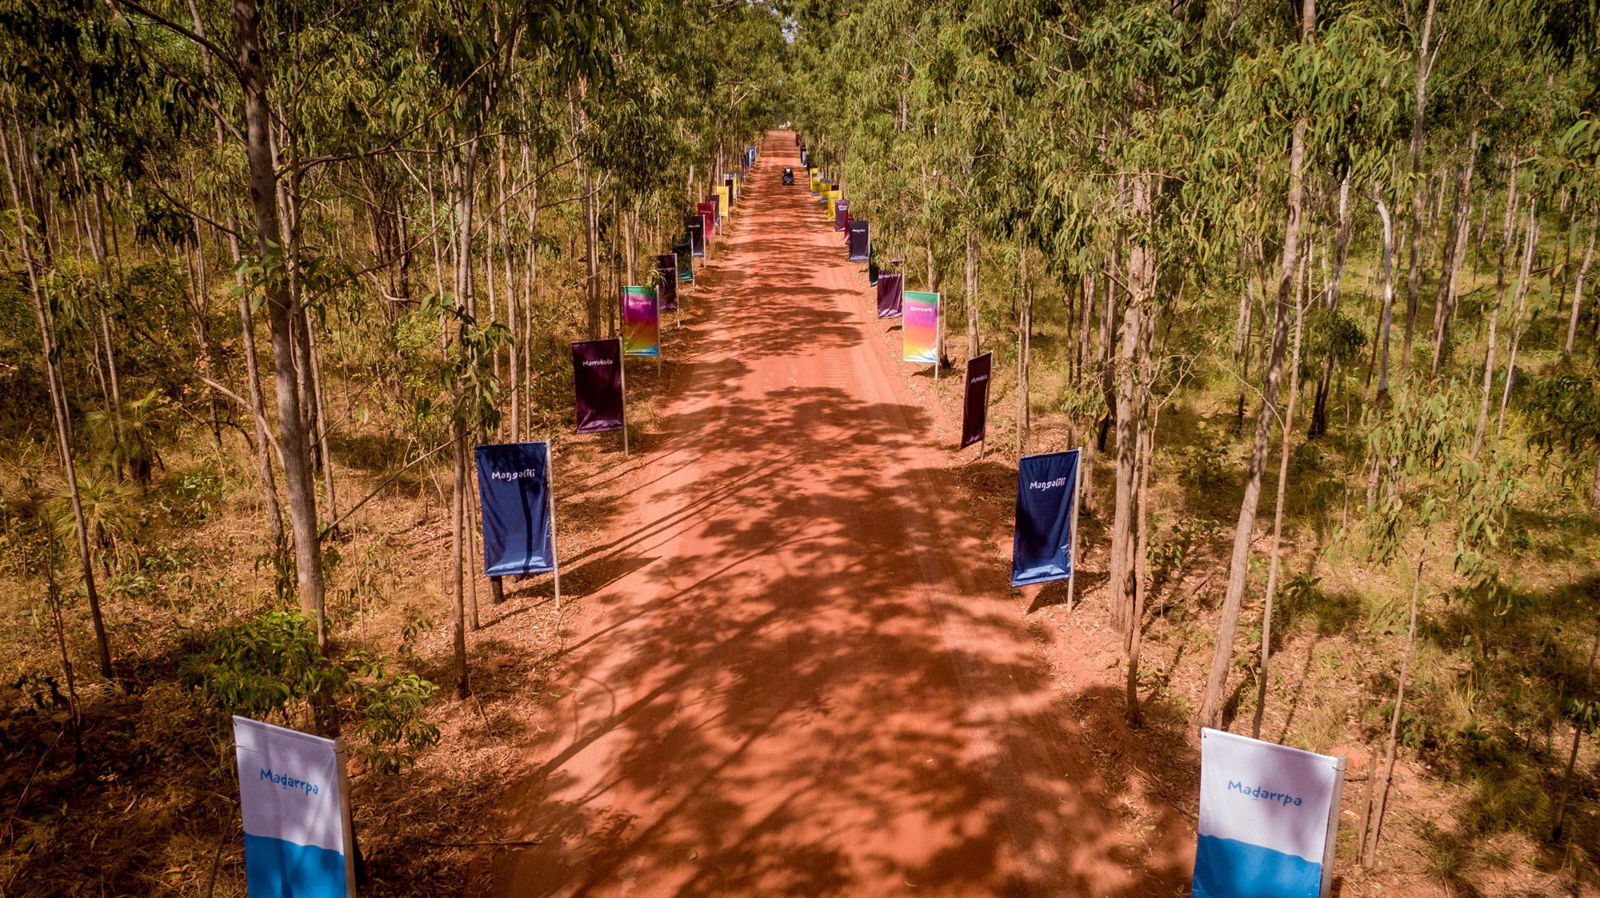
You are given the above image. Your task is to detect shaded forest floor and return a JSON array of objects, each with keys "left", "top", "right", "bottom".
[{"left": 4, "top": 215, "right": 1600, "bottom": 897}]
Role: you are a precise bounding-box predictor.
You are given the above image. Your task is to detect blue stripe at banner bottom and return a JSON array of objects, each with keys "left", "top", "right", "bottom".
[
  {"left": 1192, "top": 835, "right": 1322, "bottom": 898},
  {"left": 244, "top": 833, "right": 347, "bottom": 898}
]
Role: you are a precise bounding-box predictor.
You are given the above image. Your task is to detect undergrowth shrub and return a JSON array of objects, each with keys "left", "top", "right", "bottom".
[{"left": 180, "top": 611, "right": 440, "bottom": 774}]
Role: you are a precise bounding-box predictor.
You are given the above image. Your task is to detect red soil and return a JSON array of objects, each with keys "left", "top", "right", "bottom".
[{"left": 480, "top": 130, "right": 1193, "bottom": 897}]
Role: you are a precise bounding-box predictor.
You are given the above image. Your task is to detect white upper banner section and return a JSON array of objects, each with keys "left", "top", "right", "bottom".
[
  {"left": 233, "top": 716, "right": 348, "bottom": 854},
  {"left": 1198, "top": 728, "right": 1339, "bottom": 863}
]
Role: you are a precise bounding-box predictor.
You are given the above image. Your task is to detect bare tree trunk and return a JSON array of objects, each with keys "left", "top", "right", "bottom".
[
  {"left": 1401, "top": 0, "right": 1439, "bottom": 374},
  {"left": 1108, "top": 176, "right": 1154, "bottom": 640},
  {"left": 450, "top": 421, "right": 470, "bottom": 698},
  {"left": 2, "top": 117, "right": 114, "bottom": 679},
  {"left": 1496, "top": 205, "right": 1540, "bottom": 440},
  {"left": 184, "top": 0, "right": 286, "bottom": 547},
  {"left": 1310, "top": 171, "right": 1352, "bottom": 437},
  {"left": 965, "top": 229, "right": 980, "bottom": 359},
  {"left": 1198, "top": 0, "right": 1313, "bottom": 728},
  {"left": 1366, "top": 554, "right": 1425, "bottom": 869},
  {"left": 1017, "top": 247, "right": 1031, "bottom": 455},
  {"left": 1431, "top": 147, "right": 1477, "bottom": 374},
  {"left": 1373, "top": 196, "right": 1397, "bottom": 405},
  {"left": 1125, "top": 315, "right": 1157, "bottom": 725},
  {"left": 1551, "top": 615, "right": 1600, "bottom": 841},
  {"left": 1252, "top": 258, "right": 1306, "bottom": 739},
  {"left": 231, "top": 0, "right": 326, "bottom": 644},
  {"left": 1564, "top": 213, "right": 1596, "bottom": 363},
  {"left": 1474, "top": 197, "right": 1535, "bottom": 457}
]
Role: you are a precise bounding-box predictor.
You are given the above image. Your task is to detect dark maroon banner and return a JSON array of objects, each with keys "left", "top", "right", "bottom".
[
  {"left": 876, "top": 272, "right": 904, "bottom": 319},
  {"left": 834, "top": 199, "right": 849, "bottom": 232},
  {"left": 697, "top": 201, "right": 716, "bottom": 238},
  {"left": 656, "top": 262, "right": 678, "bottom": 312},
  {"left": 572, "top": 338, "right": 625, "bottom": 434},
  {"left": 847, "top": 220, "right": 869, "bottom": 262},
  {"left": 962, "top": 352, "right": 992, "bottom": 449}
]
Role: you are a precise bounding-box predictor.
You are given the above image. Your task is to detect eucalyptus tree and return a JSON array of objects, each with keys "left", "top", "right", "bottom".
[
  {"left": 1357, "top": 384, "right": 1512, "bottom": 868},
  {"left": 1197, "top": 2, "right": 1403, "bottom": 730}
]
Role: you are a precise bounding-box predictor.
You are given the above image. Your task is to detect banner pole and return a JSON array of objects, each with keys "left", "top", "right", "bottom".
[
  {"left": 548, "top": 442, "right": 562, "bottom": 611},
  {"left": 334, "top": 737, "right": 357, "bottom": 895},
  {"left": 1321, "top": 755, "right": 1348, "bottom": 898},
  {"left": 619, "top": 339, "right": 630, "bottom": 458},
  {"left": 1066, "top": 447, "right": 1083, "bottom": 613}
]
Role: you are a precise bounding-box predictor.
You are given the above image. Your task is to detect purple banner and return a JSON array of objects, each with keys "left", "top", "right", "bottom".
[
  {"left": 847, "top": 220, "right": 869, "bottom": 262},
  {"left": 834, "top": 199, "right": 849, "bottom": 232},
  {"left": 876, "top": 272, "right": 904, "bottom": 320},
  {"left": 962, "top": 353, "right": 992, "bottom": 449},
  {"left": 571, "top": 338, "right": 624, "bottom": 434}
]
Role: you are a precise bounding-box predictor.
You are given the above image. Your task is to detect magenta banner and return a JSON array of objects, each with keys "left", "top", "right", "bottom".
[
  {"left": 876, "top": 272, "right": 904, "bottom": 319},
  {"left": 697, "top": 202, "right": 716, "bottom": 239},
  {"left": 962, "top": 353, "right": 992, "bottom": 449},
  {"left": 834, "top": 199, "right": 849, "bottom": 232},
  {"left": 571, "top": 338, "right": 624, "bottom": 434}
]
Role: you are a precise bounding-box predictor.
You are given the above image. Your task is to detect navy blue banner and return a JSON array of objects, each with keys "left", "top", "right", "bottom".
[
  {"left": 476, "top": 442, "right": 557, "bottom": 577},
  {"left": 1011, "top": 449, "right": 1080, "bottom": 587}
]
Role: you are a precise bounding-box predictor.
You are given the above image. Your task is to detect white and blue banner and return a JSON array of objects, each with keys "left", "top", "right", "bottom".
[
  {"left": 234, "top": 717, "right": 353, "bottom": 898},
  {"left": 476, "top": 441, "right": 557, "bottom": 578},
  {"left": 1195, "top": 729, "right": 1344, "bottom": 898},
  {"left": 1011, "top": 449, "right": 1080, "bottom": 587}
]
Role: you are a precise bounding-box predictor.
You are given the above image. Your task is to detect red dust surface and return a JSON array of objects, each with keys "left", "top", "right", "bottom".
[{"left": 479, "top": 131, "right": 1194, "bottom": 897}]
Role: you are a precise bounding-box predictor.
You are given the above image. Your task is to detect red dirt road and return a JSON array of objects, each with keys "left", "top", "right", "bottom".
[{"left": 483, "top": 132, "right": 1191, "bottom": 897}]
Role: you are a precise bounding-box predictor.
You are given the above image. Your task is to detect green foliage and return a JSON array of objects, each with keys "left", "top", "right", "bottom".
[
  {"left": 1524, "top": 372, "right": 1600, "bottom": 476},
  {"left": 1363, "top": 386, "right": 1514, "bottom": 588},
  {"left": 181, "top": 611, "right": 441, "bottom": 774}
]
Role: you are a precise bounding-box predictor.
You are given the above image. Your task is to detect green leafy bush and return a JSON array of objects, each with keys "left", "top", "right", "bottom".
[{"left": 181, "top": 611, "right": 440, "bottom": 774}]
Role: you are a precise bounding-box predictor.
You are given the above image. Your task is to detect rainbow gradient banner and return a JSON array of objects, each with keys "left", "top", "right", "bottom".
[
  {"left": 902, "top": 291, "right": 940, "bottom": 365},
  {"left": 621, "top": 286, "right": 659, "bottom": 357}
]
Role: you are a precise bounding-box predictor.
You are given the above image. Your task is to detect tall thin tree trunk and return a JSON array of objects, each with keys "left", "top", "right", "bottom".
[
  {"left": 1252, "top": 258, "right": 1306, "bottom": 740},
  {"left": 1401, "top": 0, "right": 1438, "bottom": 374},
  {"left": 1551, "top": 615, "right": 1600, "bottom": 841},
  {"left": 1374, "top": 196, "right": 1397, "bottom": 404},
  {"left": 1495, "top": 205, "right": 1539, "bottom": 440},
  {"left": 2, "top": 117, "right": 114, "bottom": 679},
  {"left": 1366, "top": 554, "right": 1425, "bottom": 869},
  {"left": 965, "top": 229, "right": 980, "bottom": 359},
  {"left": 1474, "top": 197, "right": 1534, "bottom": 457},
  {"left": 1198, "top": 0, "right": 1314, "bottom": 729},
  {"left": 450, "top": 422, "right": 469, "bottom": 698},
  {"left": 1431, "top": 147, "right": 1477, "bottom": 374},
  {"left": 231, "top": 0, "right": 326, "bottom": 644},
  {"left": 1564, "top": 213, "right": 1596, "bottom": 363}
]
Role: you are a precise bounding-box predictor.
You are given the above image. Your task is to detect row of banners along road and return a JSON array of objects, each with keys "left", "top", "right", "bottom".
[
  {"left": 816, "top": 133, "right": 1349, "bottom": 897},
  {"left": 224, "top": 144, "right": 760, "bottom": 898},
  {"left": 230, "top": 136, "right": 1348, "bottom": 897}
]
